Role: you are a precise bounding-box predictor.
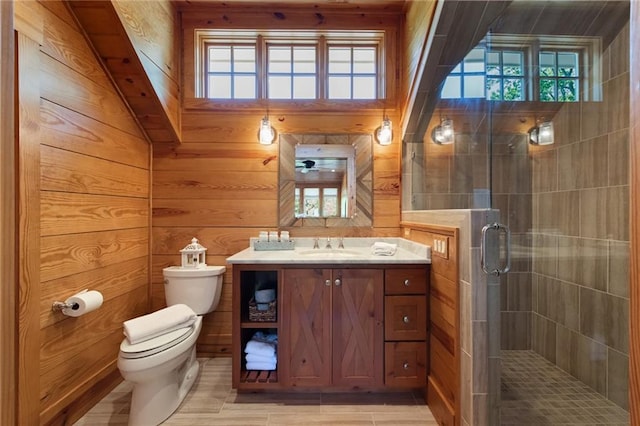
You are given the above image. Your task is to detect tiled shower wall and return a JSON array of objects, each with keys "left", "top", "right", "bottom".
[
  {"left": 529, "top": 22, "right": 630, "bottom": 410},
  {"left": 404, "top": 22, "right": 629, "bottom": 411}
]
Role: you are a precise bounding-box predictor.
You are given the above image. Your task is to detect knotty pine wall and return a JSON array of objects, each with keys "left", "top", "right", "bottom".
[{"left": 15, "top": 1, "right": 151, "bottom": 424}]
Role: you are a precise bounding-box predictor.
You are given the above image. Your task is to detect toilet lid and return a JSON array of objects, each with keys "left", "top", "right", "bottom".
[{"left": 120, "top": 326, "right": 194, "bottom": 359}]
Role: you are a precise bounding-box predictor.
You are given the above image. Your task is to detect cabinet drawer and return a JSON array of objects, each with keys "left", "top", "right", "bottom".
[
  {"left": 385, "top": 268, "right": 427, "bottom": 295},
  {"left": 384, "top": 342, "right": 426, "bottom": 387},
  {"left": 384, "top": 296, "right": 427, "bottom": 341}
]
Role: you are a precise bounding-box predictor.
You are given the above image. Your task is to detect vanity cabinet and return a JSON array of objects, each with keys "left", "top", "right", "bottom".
[
  {"left": 280, "top": 268, "right": 384, "bottom": 389},
  {"left": 232, "top": 263, "right": 428, "bottom": 392}
]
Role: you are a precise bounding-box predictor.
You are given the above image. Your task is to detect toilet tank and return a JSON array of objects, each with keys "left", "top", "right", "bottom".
[{"left": 162, "top": 265, "right": 226, "bottom": 315}]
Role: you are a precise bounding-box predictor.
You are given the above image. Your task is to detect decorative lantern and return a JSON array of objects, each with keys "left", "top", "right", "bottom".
[{"left": 180, "top": 237, "right": 207, "bottom": 269}]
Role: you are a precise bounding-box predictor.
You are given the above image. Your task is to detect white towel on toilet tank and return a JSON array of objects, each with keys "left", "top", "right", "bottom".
[{"left": 123, "top": 304, "right": 197, "bottom": 344}]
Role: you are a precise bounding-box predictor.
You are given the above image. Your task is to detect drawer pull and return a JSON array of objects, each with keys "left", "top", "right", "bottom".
[
  {"left": 403, "top": 315, "right": 410, "bottom": 323},
  {"left": 404, "top": 279, "right": 410, "bottom": 286},
  {"left": 335, "top": 278, "right": 341, "bottom": 286},
  {"left": 325, "top": 279, "right": 331, "bottom": 286},
  {"left": 403, "top": 362, "right": 410, "bottom": 370}
]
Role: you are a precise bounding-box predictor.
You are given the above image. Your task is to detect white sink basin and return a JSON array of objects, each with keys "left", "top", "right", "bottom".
[{"left": 297, "top": 248, "right": 364, "bottom": 258}]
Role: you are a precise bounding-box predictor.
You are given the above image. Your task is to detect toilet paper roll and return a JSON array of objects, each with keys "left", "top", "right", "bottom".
[{"left": 62, "top": 290, "right": 104, "bottom": 317}]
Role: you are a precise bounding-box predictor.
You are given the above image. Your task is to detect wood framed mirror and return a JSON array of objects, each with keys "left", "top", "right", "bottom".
[{"left": 279, "top": 134, "right": 373, "bottom": 228}]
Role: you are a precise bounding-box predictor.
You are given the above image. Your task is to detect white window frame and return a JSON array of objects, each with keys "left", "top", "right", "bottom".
[
  {"left": 440, "top": 34, "right": 601, "bottom": 102},
  {"left": 194, "top": 30, "right": 385, "bottom": 101}
]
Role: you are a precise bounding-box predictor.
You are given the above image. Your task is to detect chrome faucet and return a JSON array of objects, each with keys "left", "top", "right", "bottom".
[
  {"left": 338, "top": 237, "right": 345, "bottom": 249},
  {"left": 313, "top": 237, "right": 320, "bottom": 249},
  {"left": 325, "top": 237, "right": 332, "bottom": 249}
]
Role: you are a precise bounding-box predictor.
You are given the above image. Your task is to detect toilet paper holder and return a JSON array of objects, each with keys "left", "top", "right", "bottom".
[{"left": 51, "top": 300, "right": 79, "bottom": 312}]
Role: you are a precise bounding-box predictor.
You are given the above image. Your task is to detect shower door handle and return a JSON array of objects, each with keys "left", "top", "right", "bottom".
[{"left": 481, "top": 222, "right": 511, "bottom": 276}]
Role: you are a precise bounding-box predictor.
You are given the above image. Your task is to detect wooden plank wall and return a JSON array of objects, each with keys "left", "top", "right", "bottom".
[
  {"left": 403, "top": 222, "right": 459, "bottom": 426},
  {"left": 151, "top": 7, "right": 405, "bottom": 356},
  {"left": 0, "top": 1, "right": 16, "bottom": 424},
  {"left": 14, "top": 1, "right": 151, "bottom": 424},
  {"left": 111, "top": 0, "right": 181, "bottom": 138},
  {"left": 630, "top": 2, "right": 640, "bottom": 424}
]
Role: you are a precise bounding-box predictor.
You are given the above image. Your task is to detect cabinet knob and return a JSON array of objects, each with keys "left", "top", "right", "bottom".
[
  {"left": 334, "top": 278, "right": 341, "bottom": 286},
  {"left": 325, "top": 279, "right": 331, "bottom": 286},
  {"left": 403, "top": 362, "right": 410, "bottom": 370},
  {"left": 404, "top": 279, "right": 410, "bottom": 286},
  {"left": 403, "top": 315, "right": 410, "bottom": 323}
]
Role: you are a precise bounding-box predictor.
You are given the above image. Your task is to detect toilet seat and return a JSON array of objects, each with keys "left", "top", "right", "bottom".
[{"left": 120, "top": 326, "right": 195, "bottom": 359}]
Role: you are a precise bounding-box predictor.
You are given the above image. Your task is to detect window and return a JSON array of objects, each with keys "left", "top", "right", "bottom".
[
  {"left": 196, "top": 30, "right": 384, "bottom": 101},
  {"left": 205, "top": 44, "right": 257, "bottom": 99},
  {"left": 440, "top": 34, "right": 599, "bottom": 102},
  {"left": 267, "top": 44, "right": 317, "bottom": 99},
  {"left": 327, "top": 45, "right": 377, "bottom": 99},
  {"left": 295, "top": 186, "right": 341, "bottom": 217},
  {"left": 486, "top": 50, "right": 525, "bottom": 101},
  {"left": 539, "top": 51, "right": 579, "bottom": 102}
]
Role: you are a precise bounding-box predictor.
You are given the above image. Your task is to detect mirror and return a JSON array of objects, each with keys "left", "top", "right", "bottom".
[{"left": 279, "top": 134, "right": 372, "bottom": 228}]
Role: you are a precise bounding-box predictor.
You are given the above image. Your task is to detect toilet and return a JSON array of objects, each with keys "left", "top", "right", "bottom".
[{"left": 117, "top": 238, "right": 225, "bottom": 426}]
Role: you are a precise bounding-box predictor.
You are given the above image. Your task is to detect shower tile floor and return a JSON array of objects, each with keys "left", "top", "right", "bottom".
[
  {"left": 501, "top": 350, "right": 629, "bottom": 425},
  {"left": 74, "top": 357, "right": 437, "bottom": 425}
]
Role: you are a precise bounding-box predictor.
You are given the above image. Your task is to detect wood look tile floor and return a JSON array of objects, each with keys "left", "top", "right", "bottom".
[{"left": 74, "top": 357, "right": 438, "bottom": 425}]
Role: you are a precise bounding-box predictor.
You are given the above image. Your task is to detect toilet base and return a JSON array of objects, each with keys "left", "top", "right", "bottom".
[{"left": 127, "top": 347, "right": 199, "bottom": 426}]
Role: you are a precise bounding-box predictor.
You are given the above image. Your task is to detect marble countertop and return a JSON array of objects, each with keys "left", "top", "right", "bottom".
[{"left": 226, "top": 237, "right": 431, "bottom": 265}]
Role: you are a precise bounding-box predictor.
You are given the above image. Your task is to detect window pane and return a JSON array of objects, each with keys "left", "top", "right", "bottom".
[
  {"left": 234, "top": 75, "right": 256, "bottom": 99},
  {"left": 353, "top": 76, "right": 376, "bottom": 99},
  {"left": 558, "top": 79, "right": 578, "bottom": 102},
  {"left": 293, "top": 76, "right": 316, "bottom": 99},
  {"left": 486, "top": 77, "right": 501, "bottom": 100},
  {"left": 540, "top": 78, "right": 557, "bottom": 101},
  {"left": 463, "top": 48, "right": 485, "bottom": 73},
  {"left": 209, "top": 46, "right": 231, "bottom": 72},
  {"left": 268, "top": 76, "right": 292, "bottom": 99},
  {"left": 234, "top": 47, "right": 255, "bottom": 73},
  {"left": 328, "top": 47, "right": 351, "bottom": 73},
  {"left": 463, "top": 75, "right": 485, "bottom": 98},
  {"left": 441, "top": 76, "right": 461, "bottom": 99},
  {"left": 503, "top": 51, "right": 523, "bottom": 76},
  {"left": 503, "top": 78, "right": 524, "bottom": 101},
  {"left": 486, "top": 51, "right": 500, "bottom": 75},
  {"left": 539, "top": 52, "right": 556, "bottom": 76},
  {"left": 208, "top": 75, "right": 231, "bottom": 98},
  {"left": 293, "top": 47, "right": 316, "bottom": 73},
  {"left": 294, "top": 188, "right": 301, "bottom": 216},
  {"left": 450, "top": 63, "right": 461, "bottom": 74},
  {"left": 303, "top": 188, "right": 320, "bottom": 217},
  {"left": 353, "top": 47, "right": 376, "bottom": 74},
  {"left": 268, "top": 46, "right": 291, "bottom": 73},
  {"left": 323, "top": 188, "right": 338, "bottom": 216},
  {"left": 328, "top": 76, "right": 351, "bottom": 99},
  {"left": 558, "top": 52, "right": 578, "bottom": 77}
]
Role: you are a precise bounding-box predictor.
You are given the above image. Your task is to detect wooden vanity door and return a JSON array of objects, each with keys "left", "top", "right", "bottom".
[
  {"left": 332, "top": 268, "right": 384, "bottom": 388},
  {"left": 281, "top": 268, "right": 332, "bottom": 387}
]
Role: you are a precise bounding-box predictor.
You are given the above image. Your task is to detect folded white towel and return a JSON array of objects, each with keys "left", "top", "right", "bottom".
[
  {"left": 246, "top": 361, "right": 277, "bottom": 371},
  {"left": 244, "top": 340, "right": 276, "bottom": 357},
  {"left": 371, "top": 242, "right": 397, "bottom": 256},
  {"left": 246, "top": 353, "right": 277, "bottom": 363},
  {"left": 123, "top": 304, "right": 196, "bottom": 344}
]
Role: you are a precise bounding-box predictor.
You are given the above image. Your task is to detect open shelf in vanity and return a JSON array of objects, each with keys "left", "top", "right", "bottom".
[{"left": 233, "top": 267, "right": 282, "bottom": 389}]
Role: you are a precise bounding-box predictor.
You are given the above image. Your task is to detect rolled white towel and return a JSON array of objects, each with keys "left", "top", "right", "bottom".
[
  {"left": 246, "top": 353, "right": 277, "bottom": 363},
  {"left": 246, "top": 361, "right": 277, "bottom": 371},
  {"left": 371, "top": 241, "right": 397, "bottom": 256},
  {"left": 244, "top": 340, "right": 276, "bottom": 357},
  {"left": 123, "top": 304, "right": 196, "bottom": 344}
]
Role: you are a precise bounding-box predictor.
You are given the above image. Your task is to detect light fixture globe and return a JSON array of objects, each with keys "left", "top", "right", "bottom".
[
  {"left": 432, "top": 118, "right": 454, "bottom": 145},
  {"left": 258, "top": 116, "right": 276, "bottom": 145},
  {"left": 375, "top": 118, "right": 393, "bottom": 145},
  {"left": 529, "top": 121, "right": 554, "bottom": 145}
]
